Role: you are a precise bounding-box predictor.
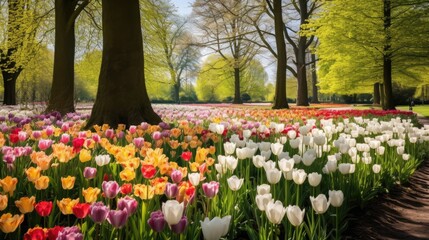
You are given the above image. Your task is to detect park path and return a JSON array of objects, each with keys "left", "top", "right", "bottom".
[{"left": 346, "top": 116, "right": 429, "bottom": 240}]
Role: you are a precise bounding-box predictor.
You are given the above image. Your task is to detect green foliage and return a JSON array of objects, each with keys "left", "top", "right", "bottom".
[
  {"left": 196, "top": 55, "right": 268, "bottom": 102},
  {"left": 305, "top": 0, "right": 429, "bottom": 95}
]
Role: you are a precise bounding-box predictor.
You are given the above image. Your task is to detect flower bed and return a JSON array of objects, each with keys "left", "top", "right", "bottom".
[{"left": 0, "top": 105, "right": 427, "bottom": 239}]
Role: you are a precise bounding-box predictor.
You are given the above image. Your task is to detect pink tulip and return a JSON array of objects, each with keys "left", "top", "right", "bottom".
[{"left": 202, "top": 181, "right": 220, "bottom": 199}]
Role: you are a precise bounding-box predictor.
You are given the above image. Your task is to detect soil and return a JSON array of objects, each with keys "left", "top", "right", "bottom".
[{"left": 345, "top": 116, "right": 429, "bottom": 240}]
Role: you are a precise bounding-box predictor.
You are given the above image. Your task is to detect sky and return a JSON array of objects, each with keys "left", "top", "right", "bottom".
[{"left": 170, "top": 0, "right": 193, "bottom": 16}]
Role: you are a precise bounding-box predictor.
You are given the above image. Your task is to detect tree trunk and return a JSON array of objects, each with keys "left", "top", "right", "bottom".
[
  {"left": 373, "top": 83, "right": 380, "bottom": 105},
  {"left": 233, "top": 67, "right": 243, "bottom": 104},
  {"left": 295, "top": 0, "right": 309, "bottom": 106},
  {"left": 379, "top": 83, "right": 385, "bottom": 108},
  {"left": 2, "top": 71, "right": 19, "bottom": 105},
  {"left": 46, "top": 0, "right": 76, "bottom": 115},
  {"left": 86, "top": 0, "right": 161, "bottom": 129},
  {"left": 272, "top": 0, "right": 289, "bottom": 109},
  {"left": 174, "top": 82, "right": 180, "bottom": 104},
  {"left": 382, "top": 0, "right": 395, "bottom": 110},
  {"left": 311, "top": 53, "right": 319, "bottom": 103}
]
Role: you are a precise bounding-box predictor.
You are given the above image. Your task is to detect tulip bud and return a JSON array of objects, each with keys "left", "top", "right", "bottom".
[
  {"left": 308, "top": 172, "right": 322, "bottom": 187},
  {"left": 329, "top": 190, "right": 344, "bottom": 208}
]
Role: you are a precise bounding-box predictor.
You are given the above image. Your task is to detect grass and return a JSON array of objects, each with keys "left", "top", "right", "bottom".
[{"left": 397, "top": 105, "right": 429, "bottom": 117}]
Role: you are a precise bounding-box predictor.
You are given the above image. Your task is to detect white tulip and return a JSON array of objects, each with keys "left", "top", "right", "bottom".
[
  {"left": 188, "top": 173, "right": 201, "bottom": 186},
  {"left": 271, "top": 142, "right": 284, "bottom": 156},
  {"left": 227, "top": 175, "right": 244, "bottom": 191},
  {"left": 292, "top": 154, "right": 302, "bottom": 164},
  {"left": 95, "top": 154, "right": 111, "bottom": 166},
  {"left": 265, "top": 200, "right": 286, "bottom": 224},
  {"left": 201, "top": 215, "right": 231, "bottom": 240},
  {"left": 278, "top": 158, "right": 294, "bottom": 172},
  {"left": 310, "top": 194, "right": 330, "bottom": 214},
  {"left": 289, "top": 139, "right": 300, "bottom": 149},
  {"left": 266, "top": 168, "right": 282, "bottom": 184},
  {"left": 402, "top": 153, "right": 410, "bottom": 161},
  {"left": 302, "top": 150, "right": 316, "bottom": 166},
  {"left": 162, "top": 200, "right": 185, "bottom": 225},
  {"left": 252, "top": 155, "right": 266, "bottom": 168},
  {"left": 223, "top": 142, "right": 236, "bottom": 155},
  {"left": 329, "top": 190, "right": 344, "bottom": 207},
  {"left": 255, "top": 193, "right": 272, "bottom": 211},
  {"left": 286, "top": 205, "right": 305, "bottom": 227},
  {"left": 292, "top": 169, "right": 307, "bottom": 185},
  {"left": 257, "top": 184, "right": 271, "bottom": 195},
  {"left": 308, "top": 172, "right": 322, "bottom": 187},
  {"left": 287, "top": 130, "right": 297, "bottom": 139},
  {"left": 225, "top": 156, "right": 238, "bottom": 171},
  {"left": 372, "top": 164, "right": 381, "bottom": 174}
]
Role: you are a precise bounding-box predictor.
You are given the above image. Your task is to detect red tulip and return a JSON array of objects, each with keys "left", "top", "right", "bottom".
[
  {"left": 141, "top": 163, "right": 156, "bottom": 179},
  {"left": 72, "top": 137, "right": 85, "bottom": 153},
  {"left": 24, "top": 227, "right": 46, "bottom": 240},
  {"left": 120, "top": 183, "right": 133, "bottom": 195},
  {"left": 35, "top": 201, "right": 53, "bottom": 217},
  {"left": 72, "top": 203, "right": 91, "bottom": 219},
  {"left": 47, "top": 226, "right": 64, "bottom": 240},
  {"left": 181, "top": 152, "right": 192, "bottom": 162}
]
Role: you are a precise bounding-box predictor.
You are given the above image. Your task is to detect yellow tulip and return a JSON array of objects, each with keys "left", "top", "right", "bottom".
[
  {"left": 25, "top": 167, "right": 41, "bottom": 182},
  {"left": 34, "top": 176, "right": 50, "bottom": 190},
  {"left": 79, "top": 149, "right": 92, "bottom": 163},
  {"left": 57, "top": 198, "right": 79, "bottom": 215},
  {"left": 82, "top": 187, "right": 100, "bottom": 203},
  {"left": 133, "top": 184, "right": 154, "bottom": 200},
  {"left": 0, "top": 176, "right": 18, "bottom": 197},
  {"left": 189, "top": 162, "right": 200, "bottom": 172},
  {"left": 0, "top": 195, "right": 7, "bottom": 211},
  {"left": 61, "top": 176, "right": 76, "bottom": 190},
  {"left": 0, "top": 213, "right": 24, "bottom": 233},
  {"left": 119, "top": 168, "right": 136, "bottom": 182},
  {"left": 195, "top": 147, "right": 209, "bottom": 164},
  {"left": 15, "top": 196, "right": 35, "bottom": 214}
]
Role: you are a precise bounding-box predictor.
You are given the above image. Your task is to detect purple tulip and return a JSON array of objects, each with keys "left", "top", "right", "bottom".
[
  {"left": 147, "top": 210, "right": 166, "bottom": 232},
  {"left": 32, "top": 131, "right": 42, "bottom": 139},
  {"left": 159, "top": 122, "right": 170, "bottom": 130},
  {"left": 83, "top": 167, "right": 97, "bottom": 179},
  {"left": 56, "top": 226, "right": 83, "bottom": 240},
  {"left": 161, "top": 130, "right": 170, "bottom": 138},
  {"left": 170, "top": 170, "right": 183, "bottom": 184},
  {"left": 102, "top": 181, "right": 121, "bottom": 199},
  {"left": 90, "top": 202, "right": 109, "bottom": 223},
  {"left": 165, "top": 183, "right": 178, "bottom": 198},
  {"left": 117, "top": 196, "right": 138, "bottom": 216},
  {"left": 141, "top": 122, "right": 149, "bottom": 130},
  {"left": 116, "top": 131, "right": 125, "bottom": 139},
  {"left": 171, "top": 216, "right": 188, "bottom": 234},
  {"left": 202, "top": 181, "right": 220, "bottom": 199},
  {"left": 107, "top": 208, "right": 129, "bottom": 228}
]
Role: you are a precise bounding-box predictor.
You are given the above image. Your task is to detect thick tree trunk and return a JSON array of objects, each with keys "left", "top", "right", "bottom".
[
  {"left": 174, "top": 82, "right": 180, "bottom": 104},
  {"left": 383, "top": 0, "right": 395, "bottom": 110},
  {"left": 233, "top": 67, "right": 243, "bottom": 104},
  {"left": 272, "top": 0, "right": 289, "bottom": 109},
  {"left": 373, "top": 82, "right": 380, "bottom": 105},
  {"left": 380, "top": 83, "right": 385, "bottom": 108},
  {"left": 86, "top": 0, "right": 161, "bottom": 129},
  {"left": 295, "top": 0, "right": 309, "bottom": 106},
  {"left": 311, "top": 53, "right": 319, "bottom": 103},
  {"left": 2, "top": 71, "right": 19, "bottom": 105},
  {"left": 46, "top": 0, "right": 76, "bottom": 115}
]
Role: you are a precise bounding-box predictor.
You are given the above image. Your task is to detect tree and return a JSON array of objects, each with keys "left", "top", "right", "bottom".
[
  {"left": 45, "top": 0, "right": 90, "bottom": 114},
  {"left": 143, "top": 0, "right": 200, "bottom": 103},
  {"left": 306, "top": 0, "right": 429, "bottom": 109},
  {"left": 272, "top": 0, "right": 289, "bottom": 109},
  {"left": 0, "top": 0, "right": 49, "bottom": 105},
  {"left": 86, "top": 0, "right": 161, "bottom": 128},
  {"left": 193, "top": 0, "right": 259, "bottom": 104}
]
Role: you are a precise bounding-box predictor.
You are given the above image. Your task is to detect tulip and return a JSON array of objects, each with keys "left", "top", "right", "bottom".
[
  {"left": 308, "top": 172, "right": 322, "bottom": 187},
  {"left": 202, "top": 181, "right": 220, "bottom": 198},
  {"left": 225, "top": 156, "right": 238, "bottom": 171},
  {"left": 47, "top": 226, "right": 64, "bottom": 240},
  {"left": 227, "top": 175, "right": 244, "bottom": 191},
  {"left": 292, "top": 169, "right": 307, "bottom": 185},
  {"left": 83, "top": 167, "right": 97, "bottom": 179},
  {"left": 0, "top": 213, "right": 24, "bottom": 233},
  {"left": 372, "top": 164, "right": 382, "bottom": 174},
  {"left": 402, "top": 153, "right": 410, "bottom": 161},
  {"left": 171, "top": 170, "right": 183, "bottom": 183},
  {"left": 0, "top": 195, "right": 7, "bottom": 211},
  {"left": 326, "top": 157, "right": 337, "bottom": 173},
  {"left": 60, "top": 133, "right": 70, "bottom": 144},
  {"left": 224, "top": 142, "right": 236, "bottom": 155},
  {"left": 310, "top": 194, "right": 330, "bottom": 214},
  {"left": 117, "top": 196, "right": 138, "bottom": 216},
  {"left": 61, "top": 176, "right": 76, "bottom": 190},
  {"left": 24, "top": 227, "right": 46, "bottom": 240},
  {"left": 15, "top": 196, "right": 35, "bottom": 214},
  {"left": 90, "top": 202, "right": 109, "bottom": 223},
  {"left": 286, "top": 205, "right": 305, "bottom": 227},
  {"left": 292, "top": 154, "right": 302, "bottom": 164},
  {"left": 102, "top": 181, "right": 120, "bottom": 199},
  {"left": 82, "top": 187, "right": 101, "bottom": 203},
  {"left": 265, "top": 200, "right": 287, "bottom": 224},
  {"left": 266, "top": 168, "right": 282, "bottom": 184},
  {"left": 56, "top": 226, "right": 83, "bottom": 240},
  {"left": 255, "top": 193, "right": 272, "bottom": 211},
  {"left": 200, "top": 215, "right": 231, "bottom": 240},
  {"left": 165, "top": 183, "right": 178, "bottom": 198},
  {"left": 313, "top": 135, "right": 326, "bottom": 146},
  {"left": 302, "top": 150, "right": 317, "bottom": 166},
  {"left": 287, "top": 130, "right": 297, "bottom": 139},
  {"left": 25, "top": 167, "right": 41, "bottom": 182},
  {"left": 134, "top": 184, "right": 155, "bottom": 200},
  {"left": 107, "top": 208, "right": 129, "bottom": 228},
  {"left": 171, "top": 215, "right": 188, "bottom": 234},
  {"left": 34, "top": 176, "right": 49, "bottom": 190},
  {"left": 257, "top": 184, "right": 270, "bottom": 195},
  {"left": 271, "top": 142, "right": 284, "bottom": 156},
  {"left": 338, "top": 163, "right": 355, "bottom": 175},
  {"left": 141, "top": 163, "right": 157, "bottom": 179},
  {"left": 35, "top": 201, "right": 53, "bottom": 217},
  {"left": 162, "top": 200, "right": 184, "bottom": 225},
  {"left": 0, "top": 176, "right": 18, "bottom": 196},
  {"left": 148, "top": 210, "right": 166, "bottom": 232},
  {"left": 57, "top": 198, "right": 79, "bottom": 215},
  {"left": 278, "top": 158, "right": 294, "bottom": 172},
  {"left": 252, "top": 155, "right": 266, "bottom": 168},
  {"left": 329, "top": 190, "right": 344, "bottom": 207},
  {"left": 120, "top": 168, "right": 136, "bottom": 182},
  {"left": 79, "top": 149, "right": 92, "bottom": 162},
  {"left": 95, "top": 154, "right": 111, "bottom": 166},
  {"left": 38, "top": 139, "right": 52, "bottom": 150},
  {"left": 72, "top": 203, "right": 91, "bottom": 219},
  {"left": 133, "top": 137, "right": 145, "bottom": 148},
  {"left": 289, "top": 139, "right": 300, "bottom": 148},
  {"left": 188, "top": 173, "right": 201, "bottom": 186},
  {"left": 181, "top": 151, "right": 192, "bottom": 161}
]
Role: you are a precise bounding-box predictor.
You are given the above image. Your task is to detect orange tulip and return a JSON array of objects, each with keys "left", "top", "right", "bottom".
[
  {"left": 25, "top": 167, "right": 41, "bottom": 182},
  {"left": 133, "top": 184, "right": 154, "bottom": 200},
  {"left": 82, "top": 187, "right": 100, "bottom": 203},
  {"left": 119, "top": 168, "right": 136, "bottom": 182},
  {"left": 57, "top": 198, "right": 79, "bottom": 215},
  {"left": 34, "top": 176, "right": 50, "bottom": 190},
  {"left": 15, "top": 196, "right": 35, "bottom": 214},
  {"left": 0, "top": 213, "right": 24, "bottom": 233},
  {"left": 0, "top": 195, "right": 7, "bottom": 211},
  {"left": 61, "top": 176, "right": 76, "bottom": 190},
  {"left": 0, "top": 176, "right": 18, "bottom": 196}
]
